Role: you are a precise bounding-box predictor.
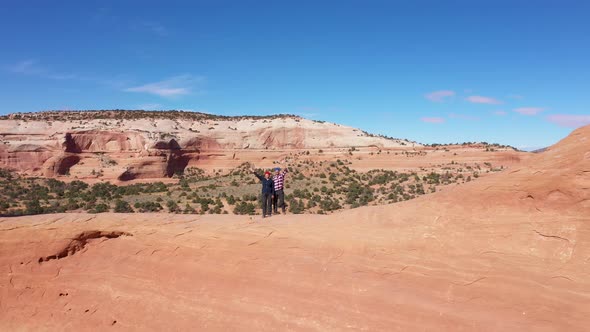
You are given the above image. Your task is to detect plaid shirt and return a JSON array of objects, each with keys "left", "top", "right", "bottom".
[{"left": 273, "top": 169, "right": 288, "bottom": 191}]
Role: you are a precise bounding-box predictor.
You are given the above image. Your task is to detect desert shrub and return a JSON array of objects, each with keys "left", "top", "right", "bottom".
[
  {"left": 90, "top": 182, "right": 116, "bottom": 199},
  {"left": 345, "top": 182, "right": 374, "bottom": 206},
  {"left": 319, "top": 197, "right": 341, "bottom": 211},
  {"left": 134, "top": 201, "right": 163, "bottom": 212},
  {"left": 0, "top": 168, "right": 15, "bottom": 179},
  {"left": 183, "top": 204, "right": 196, "bottom": 214},
  {"left": 200, "top": 201, "right": 210, "bottom": 212},
  {"left": 288, "top": 198, "right": 305, "bottom": 214},
  {"left": 114, "top": 199, "right": 134, "bottom": 213},
  {"left": 167, "top": 200, "right": 179, "bottom": 213},
  {"left": 415, "top": 183, "right": 425, "bottom": 195},
  {"left": 29, "top": 184, "right": 50, "bottom": 200},
  {"left": 210, "top": 204, "right": 222, "bottom": 214},
  {"left": 368, "top": 171, "right": 394, "bottom": 185},
  {"left": 242, "top": 194, "right": 257, "bottom": 202},
  {"left": 25, "top": 200, "right": 44, "bottom": 215},
  {"left": 91, "top": 203, "right": 109, "bottom": 214},
  {"left": 424, "top": 172, "right": 441, "bottom": 185},
  {"left": 66, "top": 198, "right": 80, "bottom": 210},
  {"left": 233, "top": 202, "right": 256, "bottom": 215},
  {"left": 179, "top": 178, "right": 190, "bottom": 190},
  {"left": 398, "top": 173, "right": 410, "bottom": 183}
]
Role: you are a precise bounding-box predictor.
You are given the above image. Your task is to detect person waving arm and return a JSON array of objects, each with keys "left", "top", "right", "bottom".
[{"left": 251, "top": 166, "right": 264, "bottom": 181}]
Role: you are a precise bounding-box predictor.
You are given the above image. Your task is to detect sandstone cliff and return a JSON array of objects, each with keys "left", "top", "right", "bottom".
[{"left": 0, "top": 110, "right": 415, "bottom": 180}]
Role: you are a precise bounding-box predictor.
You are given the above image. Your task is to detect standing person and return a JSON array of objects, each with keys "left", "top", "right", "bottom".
[
  {"left": 272, "top": 167, "right": 288, "bottom": 214},
  {"left": 251, "top": 168, "right": 274, "bottom": 218}
]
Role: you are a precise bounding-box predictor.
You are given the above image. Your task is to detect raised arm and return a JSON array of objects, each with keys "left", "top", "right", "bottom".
[
  {"left": 248, "top": 166, "right": 260, "bottom": 180},
  {"left": 252, "top": 171, "right": 264, "bottom": 181}
]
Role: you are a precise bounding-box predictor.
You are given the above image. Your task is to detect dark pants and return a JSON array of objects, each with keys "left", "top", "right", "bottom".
[
  {"left": 273, "top": 189, "right": 285, "bottom": 213},
  {"left": 261, "top": 193, "right": 273, "bottom": 216}
]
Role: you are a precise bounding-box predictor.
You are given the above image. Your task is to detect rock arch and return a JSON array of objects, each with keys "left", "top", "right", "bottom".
[{"left": 56, "top": 155, "right": 81, "bottom": 175}]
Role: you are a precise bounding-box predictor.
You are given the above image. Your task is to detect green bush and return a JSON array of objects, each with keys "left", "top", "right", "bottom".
[
  {"left": 114, "top": 200, "right": 134, "bottom": 213},
  {"left": 183, "top": 204, "right": 196, "bottom": 214},
  {"left": 25, "top": 200, "right": 44, "bottom": 215},
  {"left": 91, "top": 203, "right": 109, "bottom": 214},
  {"left": 134, "top": 201, "right": 163, "bottom": 212},
  {"left": 233, "top": 202, "right": 256, "bottom": 215},
  {"left": 167, "top": 200, "right": 179, "bottom": 213},
  {"left": 289, "top": 198, "right": 305, "bottom": 214},
  {"left": 319, "top": 197, "right": 341, "bottom": 211}
]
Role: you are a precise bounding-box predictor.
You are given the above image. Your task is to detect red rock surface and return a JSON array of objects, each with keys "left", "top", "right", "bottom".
[
  {"left": 0, "top": 125, "right": 588, "bottom": 331},
  {"left": 0, "top": 111, "right": 527, "bottom": 182},
  {"left": 0, "top": 112, "right": 418, "bottom": 180}
]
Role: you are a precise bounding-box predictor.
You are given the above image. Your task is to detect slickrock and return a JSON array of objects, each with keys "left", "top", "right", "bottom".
[{"left": 0, "top": 125, "right": 588, "bottom": 331}]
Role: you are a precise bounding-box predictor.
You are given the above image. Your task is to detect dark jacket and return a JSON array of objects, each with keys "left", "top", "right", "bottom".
[{"left": 254, "top": 172, "right": 275, "bottom": 194}]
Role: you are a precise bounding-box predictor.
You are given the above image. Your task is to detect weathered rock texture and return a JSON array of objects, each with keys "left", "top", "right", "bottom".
[
  {"left": 0, "top": 111, "right": 416, "bottom": 180},
  {"left": 0, "top": 125, "right": 588, "bottom": 331}
]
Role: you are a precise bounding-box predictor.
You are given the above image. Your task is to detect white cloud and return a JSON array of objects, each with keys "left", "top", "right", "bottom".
[
  {"left": 546, "top": 114, "right": 590, "bottom": 128},
  {"left": 294, "top": 106, "right": 321, "bottom": 118},
  {"left": 144, "top": 22, "right": 167, "bottom": 36},
  {"left": 136, "top": 103, "right": 162, "bottom": 110},
  {"left": 421, "top": 117, "right": 445, "bottom": 123},
  {"left": 514, "top": 107, "right": 544, "bottom": 115},
  {"left": 133, "top": 21, "right": 168, "bottom": 36},
  {"left": 507, "top": 94, "right": 524, "bottom": 100},
  {"left": 295, "top": 112, "right": 319, "bottom": 119},
  {"left": 449, "top": 113, "right": 479, "bottom": 121},
  {"left": 9, "top": 59, "right": 43, "bottom": 75},
  {"left": 298, "top": 106, "right": 320, "bottom": 112},
  {"left": 466, "top": 95, "right": 502, "bottom": 105},
  {"left": 493, "top": 110, "right": 507, "bottom": 116},
  {"left": 8, "top": 59, "right": 79, "bottom": 80},
  {"left": 425, "top": 90, "right": 455, "bottom": 102},
  {"left": 48, "top": 73, "right": 79, "bottom": 80},
  {"left": 125, "top": 75, "right": 204, "bottom": 97}
]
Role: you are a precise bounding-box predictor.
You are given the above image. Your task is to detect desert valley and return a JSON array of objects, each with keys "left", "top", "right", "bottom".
[
  {"left": 0, "top": 110, "right": 523, "bottom": 216},
  {"left": 0, "top": 110, "right": 588, "bottom": 330}
]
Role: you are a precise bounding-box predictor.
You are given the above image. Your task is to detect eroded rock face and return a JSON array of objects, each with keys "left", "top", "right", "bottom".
[
  {"left": 0, "top": 112, "right": 416, "bottom": 180},
  {"left": 63, "top": 131, "right": 145, "bottom": 153}
]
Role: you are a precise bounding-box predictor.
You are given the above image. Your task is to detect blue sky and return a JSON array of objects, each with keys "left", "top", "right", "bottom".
[{"left": 1, "top": 1, "right": 589, "bottom": 149}]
